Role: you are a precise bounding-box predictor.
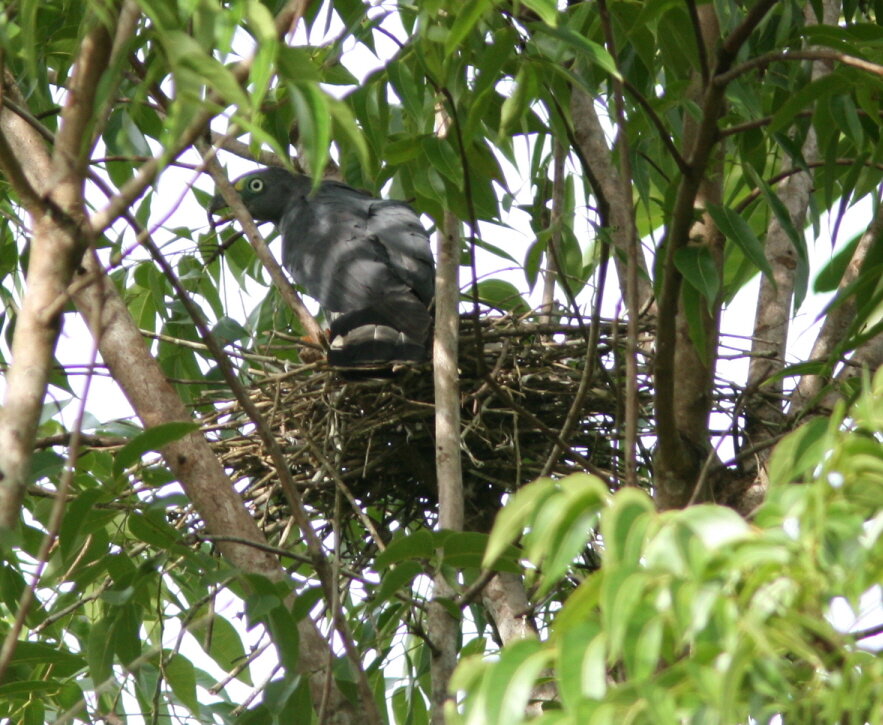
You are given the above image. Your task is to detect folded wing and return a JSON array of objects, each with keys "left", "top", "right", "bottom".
[{"left": 280, "top": 180, "right": 435, "bottom": 369}]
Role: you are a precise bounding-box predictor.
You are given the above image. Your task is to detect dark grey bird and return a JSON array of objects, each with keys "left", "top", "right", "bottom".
[{"left": 210, "top": 168, "right": 434, "bottom": 371}]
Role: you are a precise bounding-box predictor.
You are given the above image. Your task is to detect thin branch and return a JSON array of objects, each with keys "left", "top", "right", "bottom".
[
  {"left": 568, "top": 87, "right": 654, "bottom": 311},
  {"left": 541, "top": 243, "right": 611, "bottom": 480},
  {"left": 131, "top": 225, "right": 381, "bottom": 725},
  {"left": 685, "top": 0, "right": 710, "bottom": 85},
  {"left": 429, "top": 206, "right": 464, "bottom": 724},
  {"left": 789, "top": 198, "right": 883, "bottom": 415},
  {"left": 719, "top": 0, "right": 781, "bottom": 61},
  {"left": 540, "top": 141, "right": 566, "bottom": 323},
  {"left": 0, "top": 338, "right": 98, "bottom": 682},
  {"left": 598, "top": 0, "right": 639, "bottom": 487},
  {"left": 621, "top": 76, "right": 689, "bottom": 175},
  {"left": 744, "top": 0, "right": 837, "bottom": 482},
  {"left": 715, "top": 48, "right": 883, "bottom": 87},
  {"left": 0, "top": 21, "right": 111, "bottom": 528}
]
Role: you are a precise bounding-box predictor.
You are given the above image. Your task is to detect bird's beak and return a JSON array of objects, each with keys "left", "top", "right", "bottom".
[
  {"left": 208, "top": 194, "right": 232, "bottom": 227},
  {"left": 209, "top": 194, "right": 229, "bottom": 215}
]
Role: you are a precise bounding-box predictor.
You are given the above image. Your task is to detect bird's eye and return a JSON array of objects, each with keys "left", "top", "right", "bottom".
[{"left": 248, "top": 178, "right": 264, "bottom": 193}]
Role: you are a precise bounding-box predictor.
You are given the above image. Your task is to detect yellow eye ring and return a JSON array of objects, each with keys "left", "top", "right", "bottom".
[{"left": 248, "top": 178, "right": 264, "bottom": 192}]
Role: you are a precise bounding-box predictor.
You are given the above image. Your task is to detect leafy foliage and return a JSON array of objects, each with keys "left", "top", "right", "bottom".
[
  {"left": 457, "top": 368, "right": 883, "bottom": 725},
  {"left": 0, "top": 0, "right": 882, "bottom": 723}
]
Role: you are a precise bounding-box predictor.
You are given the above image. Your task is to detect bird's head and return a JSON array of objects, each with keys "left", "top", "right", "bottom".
[{"left": 209, "top": 167, "right": 307, "bottom": 224}]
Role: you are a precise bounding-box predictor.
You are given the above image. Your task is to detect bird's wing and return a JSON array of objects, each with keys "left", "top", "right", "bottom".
[
  {"left": 279, "top": 180, "right": 435, "bottom": 366},
  {"left": 364, "top": 199, "right": 435, "bottom": 306},
  {"left": 279, "top": 187, "right": 423, "bottom": 332},
  {"left": 281, "top": 182, "right": 433, "bottom": 313}
]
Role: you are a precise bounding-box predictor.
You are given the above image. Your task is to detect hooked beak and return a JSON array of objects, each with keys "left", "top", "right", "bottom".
[
  {"left": 209, "top": 193, "right": 229, "bottom": 215},
  {"left": 208, "top": 194, "right": 232, "bottom": 227}
]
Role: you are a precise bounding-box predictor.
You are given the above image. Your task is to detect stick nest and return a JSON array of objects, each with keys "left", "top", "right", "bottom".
[{"left": 201, "top": 314, "right": 651, "bottom": 548}]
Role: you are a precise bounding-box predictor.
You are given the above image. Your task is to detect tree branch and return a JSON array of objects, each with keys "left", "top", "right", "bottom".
[
  {"left": 715, "top": 48, "right": 883, "bottom": 87},
  {"left": 429, "top": 207, "right": 464, "bottom": 724},
  {"left": 121, "top": 221, "right": 380, "bottom": 725},
  {"left": 0, "top": 1, "right": 369, "bottom": 719},
  {"left": 0, "top": 20, "right": 111, "bottom": 529},
  {"left": 789, "top": 199, "right": 883, "bottom": 416},
  {"left": 598, "top": 0, "right": 640, "bottom": 487},
  {"left": 654, "top": 0, "right": 779, "bottom": 507},
  {"left": 745, "top": 0, "right": 837, "bottom": 481},
  {"left": 569, "top": 87, "right": 653, "bottom": 311}
]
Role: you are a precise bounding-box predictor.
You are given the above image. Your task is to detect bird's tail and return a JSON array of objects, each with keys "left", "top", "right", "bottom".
[
  {"left": 327, "top": 300, "right": 431, "bottom": 373},
  {"left": 328, "top": 324, "right": 429, "bottom": 369}
]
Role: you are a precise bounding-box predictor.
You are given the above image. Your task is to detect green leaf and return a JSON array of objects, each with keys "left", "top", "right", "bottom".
[
  {"left": 277, "top": 46, "right": 321, "bottom": 82},
  {"left": 484, "top": 478, "right": 559, "bottom": 567},
  {"left": 191, "top": 614, "right": 252, "bottom": 686},
  {"left": 288, "top": 82, "right": 331, "bottom": 181},
  {"left": 112, "top": 421, "right": 199, "bottom": 479},
  {"left": 768, "top": 73, "right": 842, "bottom": 135},
  {"left": 8, "top": 641, "right": 85, "bottom": 677},
  {"left": 742, "top": 162, "right": 805, "bottom": 265},
  {"left": 436, "top": 531, "right": 487, "bottom": 570},
  {"left": 676, "top": 505, "right": 750, "bottom": 550},
  {"left": 482, "top": 639, "right": 553, "bottom": 725},
  {"left": 674, "top": 246, "right": 720, "bottom": 308},
  {"left": 128, "top": 509, "right": 183, "bottom": 549},
  {"left": 267, "top": 606, "right": 300, "bottom": 673},
  {"left": 0, "top": 679, "right": 62, "bottom": 699},
  {"left": 535, "top": 26, "right": 621, "bottom": 79},
  {"left": 628, "top": 616, "right": 663, "bottom": 680},
  {"left": 500, "top": 64, "right": 539, "bottom": 137},
  {"left": 212, "top": 316, "right": 249, "bottom": 346},
  {"left": 706, "top": 203, "right": 774, "bottom": 282},
  {"left": 112, "top": 604, "right": 143, "bottom": 667},
  {"left": 601, "top": 487, "right": 654, "bottom": 568},
  {"left": 164, "top": 652, "right": 200, "bottom": 715},
  {"left": 602, "top": 569, "right": 647, "bottom": 661},
  {"left": 375, "top": 561, "right": 423, "bottom": 604},
  {"left": 162, "top": 31, "right": 249, "bottom": 109},
  {"left": 528, "top": 480, "right": 607, "bottom": 595},
  {"left": 87, "top": 618, "right": 115, "bottom": 686},
  {"left": 556, "top": 621, "right": 605, "bottom": 706},
  {"left": 768, "top": 417, "right": 831, "bottom": 485},
  {"left": 521, "top": 0, "right": 559, "bottom": 26},
  {"left": 445, "top": 0, "right": 493, "bottom": 57},
  {"left": 471, "top": 279, "right": 531, "bottom": 316},
  {"left": 329, "top": 97, "right": 370, "bottom": 175},
  {"left": 58, "top": 488, "right": 104, "bottom": 564},
  {"left": 421, "top": 136, "right": 462, "bottom": 184},
  {"left": 376, "top": 530, "right": 435, "bottom": 568},
  {"left": 815, "top": 233, "right": 861, "bottom": 292}
]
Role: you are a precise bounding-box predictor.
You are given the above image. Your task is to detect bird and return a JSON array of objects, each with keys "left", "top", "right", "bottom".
[{"left": 209, "top": 167, "right": 435, "bottom": 372}]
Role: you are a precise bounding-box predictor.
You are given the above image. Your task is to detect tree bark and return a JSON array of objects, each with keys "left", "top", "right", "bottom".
[
  {"left": 653, "top": 4, "right": 725, "bottom": 510},
  {"left": 430, "top": 209, "right": 464, "bottom": 724},
  {"left": 789, "top": 202, "right": 883, "bottom": 415},
  {"left": 0, "top": 22, "right": 112, "bottom": 528},
  {"left": 482, "top": 572, "right": 557, "bottom": 715},
  {"left": 745, "top": 0, "right": 837, "bottom": 472},
  {"left": 570, "top": 87, "right": 653, "bottom": 313},
  {"left": 653, "top": 0, "right": 780, "bottom": 509}
]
